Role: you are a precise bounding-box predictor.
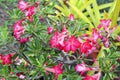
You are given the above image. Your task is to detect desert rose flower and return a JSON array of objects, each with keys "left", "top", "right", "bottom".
[
  {"left": 75, "top": 63, "right": 88, "bottom": 72},
  {"left": 103, "top": 38, "right": 110, "bottom": 48},
  {"left": 84, "top": 75, "right": 96, "bottom": 80},
  {"left": 45, "top": 63, "right": 63, "bottom": 80},
  {"left": 50, "top": 32, "right": 64, "bottom": 50},
  {"left": 116, "top": 35, "right": 120, "bottom": 42},
  {"left": 50, "top": 26, "right": 68, "bottom": 50},
  {"left": 0, "top": 54, "right": 12, "bottom": 65},
  {"left": 84, "top": 72, "right": 101, "bottom": 80},
  {"left": 20, "top": 37, "right": 29, "bottom": 44},
  {"left": 80, "top": 40, "right": 93, "bottom": 56},
  {"left": 18, "top": 0, "right": 28, "bottom": 12},
  {"left": 98, "top": 19, "right": 111, "bottom": 31},
  {"left": 75, "top": 63, "right": 97, "bottom": 75},
  {"left": 13, "top": 20, "right": 25, "bottom": 40},
  {"left": 47, "top": 26, "right": 54, "bottom": 34},
  {"left": 92, "top": 28, "right": 100, "bottom": 43},
  {"left": 16, "top": 72, "right": 26, "bottom": 79},
  {"left": 68, "top": 14, "right": 74, "bottom": 21},
  {"left": 25, "top": 6, "right": 35, "bottom": 22},
  {"left": 63, "top": 36, "right": 81, "bottom": 53}
]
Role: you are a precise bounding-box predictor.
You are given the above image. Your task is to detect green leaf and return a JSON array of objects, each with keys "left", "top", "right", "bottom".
[
  {"left": 76, "top": 76, "right": 82, "bottom": 80},
  {"left": 68, "top": 1, "right": 94, "bottom": 29},
  {"left": 58, "top": 74, "right": 63, "bottom": 80},
  {"left": 111, "top": 0, "right": 120, "bottom": 27}
]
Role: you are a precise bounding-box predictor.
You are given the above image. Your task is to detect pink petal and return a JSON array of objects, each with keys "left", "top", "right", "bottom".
[
  {"left": 68, "top": 14, "right": 74, "bottom": 21},
  {"left": 18, "top": 0, "right": 28, "bottom": 12}
]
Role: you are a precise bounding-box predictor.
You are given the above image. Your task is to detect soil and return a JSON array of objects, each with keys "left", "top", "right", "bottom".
[{"left": 0, "top": 6, "right": 9, "bottom": 26}]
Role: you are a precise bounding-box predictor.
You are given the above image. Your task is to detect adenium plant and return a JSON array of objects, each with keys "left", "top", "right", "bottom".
[{"left": 0, "top": 0, "right": 120, "bottom": 80}]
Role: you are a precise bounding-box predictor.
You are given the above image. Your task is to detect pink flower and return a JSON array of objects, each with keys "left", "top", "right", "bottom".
[
  {"left": 50, "top": 32, "right": 64, "bottom": 50},
  {"left": 47, "top": 26, "right": 54, "bottom": 34},
  {"left": 25, "top": 6, "right": 35, "bottom": 22},
  {"left": 98, "top": 19, "right": 111, "bottom": 31},
  {"left": 108, "top": 25, "right": 117, "bottom": 37},
  {"left": 68, "top": 14, "right": 74, "bottom": 21},
  {"left": 80, "top": 40, "right": 93, "bottom": 56},
  {"left": 61, "top": 25, "right": 68, "bottom": 33},
  {"left": 110, "top": 64, "right": 116, "bottom": 71},
  {"left": 103, "top": 38, "right": 110, "bottom": 48},
  {"left": 116, "top": 35, "right": 120, "bottom": 42},
  {"left": 92, "top": 72, "right": 101, "bottom": 80},
  {"left": 84, "top": 75, "right": 96, "bottom": 80},
  {"left": 84, "top": 72, "right": 101, "bottom": 80},
  {"left": 75, "top": 63, "right": 98, "bottom": 76},
  {"left": 18, "top": 0, "right": 28, "bottom": 12},
  {"left": 0, "top": 54, "right": 12, "bottom": 65},
  {"left": 13, "top": 20, "right": 25, "bottom": 40},
  {"left": 50, "top": 26, "right": 68, "bottom": 50},
  {"left": 53, "top": 63, "right": 63, "bottom": 79},
  {"left": 16, "top": 72, "right": 26, "bottom": 79},
  {"left": 63, "top": 36, "right": 81, "bottom": 53},
  {"left": 92, "top": 28, "right": 100, "bottom": 43},
  {"left": 45, "top": 63, "right": 63, "bottom": 80},
  {"left": 20, "top": 37, "right": 29, "bottom": 44},
  {"left": 75, "top": 63, "right": 88, "bottom": 72}
]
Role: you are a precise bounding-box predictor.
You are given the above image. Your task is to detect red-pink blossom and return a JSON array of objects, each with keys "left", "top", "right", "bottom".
[
  {"left": 13, "top": 20, "right": 25, "bottom": 40},
  {"left": 45, "top": 63, "right": 63, "bottom": 80},
  {"left": 63, "top": 36, "right": 81, "bottom": 53},
  {"left": 50, "top": 32, "right": 64, "bottom": 50},
  {"left": 18, "top": 0, "right": 28, "bottom": 12},
  {"left": 47, "top": 26, "right": 54, "bottom": 34},
  {"left": 110, "top": 64, "right": 116, "bottom": 71},
  {"left": 116, "top": 35, "right": 120, "bottom": 42},
  {"left": 80, "top": 40, "right": 93, "bottom": 56},
  {"left": 103, "top": 38, "right": 110, "bottom": 48},
  {"left": 62, "top": 25, "right": 68, "bottom": 33},
  {"left": 75, "top": 63, "right": 88, "bottom": 72},
  {"left": 98, "top": 19, "right": 111, "bottom": 31},
  {"left": 84, "top": 72, "right": 101, "bottom": 80},
  {"left": 92, "top": 28, "right": 100, "bottom": 43},
  {"left": 84, "top": 75, "right": 96, "bottom": 80},
  {"left": 0, "top": 54, "right": 12, "bottom": 65},
  {"left": 75, "top": 63, "right": 98, "bottom": 76},
  {"left": 68, "top": 14, "right": 74, "bottom": 21},
  {"left": 53, "top": 63, "right": 63, "bottom": 79},
  {"left": 16, "top": 72, "right": 26, "bottom": 79},
  {"left": 50, "top": 26, "right": 68, "bottom": 50},
  {"left": 20, "top": 37, "right": 29, "bottom": 44},
  {"left": 92, "top": 72, "right": 101, "bottom": 80},
  {"left": 25, "top": 6, "right": 35, "bottom": 21}
]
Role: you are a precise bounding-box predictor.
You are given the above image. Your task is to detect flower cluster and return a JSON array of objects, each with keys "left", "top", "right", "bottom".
[
  {"left": 13, "top": 0, "right": 39, "bottom": 44},
  {"left": 50, "top": 25, "right": 81, "bottom": 53},
  {"left": 48, "top": 14, "right": 117, "bottom": 79},
  {"left": 18, "top": 0, "right": 38, "bottom": 22},
  {"left": 50, "top": 14, "right": 117, "bottom": 57}
]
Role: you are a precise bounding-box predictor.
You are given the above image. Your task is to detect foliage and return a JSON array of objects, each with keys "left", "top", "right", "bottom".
[
  {"left": 55, "top": 0, "right": 120, "bottom": 29},
  {"left": 0, "top": 0, "right": 120, "bottom": 80}
]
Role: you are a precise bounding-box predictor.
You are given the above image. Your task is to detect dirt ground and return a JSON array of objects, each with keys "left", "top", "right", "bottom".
[{"left": 0, "top": 6, "right": 9, "bottom": 26}]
